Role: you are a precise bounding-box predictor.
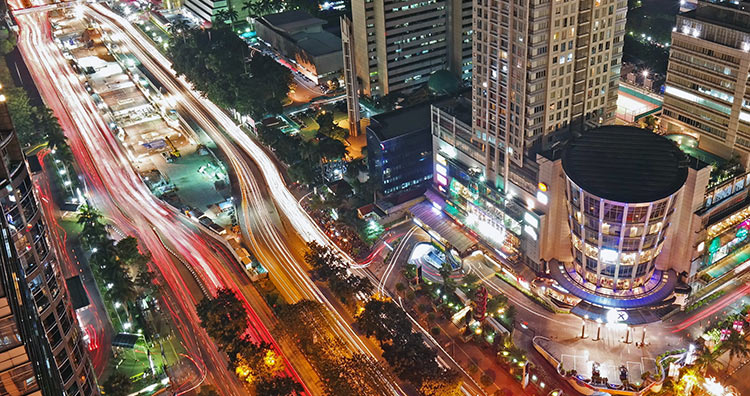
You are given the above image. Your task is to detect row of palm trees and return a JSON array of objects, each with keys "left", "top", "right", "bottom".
[{"left": 214, "top": 0, "right": 279, "bottom": 30}]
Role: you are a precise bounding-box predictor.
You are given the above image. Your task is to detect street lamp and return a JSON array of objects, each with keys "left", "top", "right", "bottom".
[
  {"left": 624, "top": 326, "right": 631, "bottom": 344},
  {"left": 594, "top": 318, "right": 603, "bottom": 341},
  {"left": 581, "top": 315, "right": 589, "bottom": 339}
]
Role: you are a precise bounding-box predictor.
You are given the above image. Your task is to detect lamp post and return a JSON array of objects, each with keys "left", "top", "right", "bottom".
[
  {"left": 581, "top": 315, "right": 589, "bottom": 339},
  {"left": 594, "top": 318, "right": 603, "bottom": 341},
  {"left": 624, "top": 326, "right": 632, "bottom": 344}
]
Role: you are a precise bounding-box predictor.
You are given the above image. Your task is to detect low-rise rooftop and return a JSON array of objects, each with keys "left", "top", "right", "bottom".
[{"left": 368, "top": 103, "right": 432, "bottom": 141}]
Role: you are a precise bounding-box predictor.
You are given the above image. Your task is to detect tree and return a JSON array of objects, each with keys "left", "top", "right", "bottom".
[
  {"left": 197, "top": 385, "right": 220, "bottom": 396},
  {"left": 382, "top": 332, "right": 439, "bottom": 384},
  {"left": 461, "top": 273, "right": 481, "bottom": 298},
  {"left": 115, "top": 236, "right": 151, "bottom": 272},
  {"left": 256, "top": 125, "right": 283, "bottom": 147},
  {"left": 90, "top": 238, "right": 119, "bottom": 276},
  {"left": 0, "top": 28, "right": 16, "bottom": 55},
  {"left": 419, "top": 369, "right": 463, "bottom": 396},
  {"left": 355, "top": 299, "right": 412, "bottom": 343},
  {"left": 6, "top": 87, "right": 41, "bottom": 147},
  {"left": 247, "top": 54, "right": 293, "bottom": 116},
  {"left": 487, "top": 294, "right": 509, "bottom": 316},
  {"left": 214, "top": 9, "right": 232, "bottom": 26},
  {"left": 721, "top": 330, "right": 750, "bottom": 368},
  {"left": 168, "top": 19, "right": 191, "bottom": 38},
  {"left": 196, "top": 288, "right": 248, "bottom": 348},
  {"left": 77, "top": 205, "right": 108, "bottom": 248},
  {"left": 255, "top": 376, "right": 304, "bottom": 396},
  {"left": 287, "top": 162, "right": 316, "bottom": 184},
  {"left": 107, "top": 268, "right": 137, "bottom": 304},
  {"left": 169, "top": 26, "right": 290, "bottom": 118},
  {"left": 439, "top": 263, "right": 457, "bottom": 295},
  {"left": 102, "top": 372, "right": 132, "bottom": 396},
  {"left": 303, "top": 241, "right": 340, "bottom": 279},
  {"left": 282, "top": 0, "right": 320, "bottom": 14},
  {"left": 317, "top": 137, "right": 347, "bottom": 160},
  {"left": 36, "top": 107, "right": 65, "bottom": 148},
  {"left": 229, "top": 337, "right": 282, "bottom": 384},
  {"left": 693, "top": 346, "right": 725, "bottom": 374},
  {"left": 135, "top": 268, "right": 157, "bottom": 295}
]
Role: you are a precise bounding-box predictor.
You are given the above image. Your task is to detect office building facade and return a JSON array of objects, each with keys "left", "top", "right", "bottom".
[
  {"left": 367, "top": 104, "right": 434, "bottom": 198},
  {"left": 347, "top": 0, "right": 473, "bottom": 98},
  {"left": 0, "top": 97, "right": 97, "bottom": 395},
  {"left": 661, "top": 0, "right": 750, "bottom": 166}
]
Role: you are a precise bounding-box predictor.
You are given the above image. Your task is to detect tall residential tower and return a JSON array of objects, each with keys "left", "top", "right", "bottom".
[
  {"left": 472, "top": 0, "right": 626, "bottom": 190},
  {"left": 347, "top": 0, "right": 473, "bottom": 97},
  {"left": 0, "top": 94, "right": 98, "bottom": 395}
]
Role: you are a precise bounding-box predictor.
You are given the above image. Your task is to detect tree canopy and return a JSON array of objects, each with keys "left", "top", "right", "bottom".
[
  {"left": 102, "top": 372, "right": 132, "bottom": 396},
  {"left": 168, "top": 25, "right": 291, "bottom": 118},
  {"left": 196, "top": 288, "right": 248, "bottom": 347},
  {"left": 355, "top": 298, "right": 456, "bottom": 388},
  {"left": 255, "top": 376, "right": 305, "bottom": 396},
  {"left": 303, "top": 242, "right": 372, "bottom": 304}
]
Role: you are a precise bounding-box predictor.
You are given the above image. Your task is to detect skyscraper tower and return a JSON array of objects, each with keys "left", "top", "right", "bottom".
[
  {"left": 0, "top": 92, "right": 98, "bottom": 395},
  {"left": 472, "top": 0, "right": 626, "bottom": 190}
]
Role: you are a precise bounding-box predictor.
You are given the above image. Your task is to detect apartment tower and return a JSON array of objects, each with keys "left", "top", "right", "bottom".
[
  {"left": 472, "top": 0, "right": 626, "bottom": 190},
  {"left": 0, "top": 94, "right": 98, "bottom": 395},
  {"left": 661, "top": 0, "right": 750, "bottom": 165},
  {"left": 348, "top": 0, "right": 473, "bottom": 98}
]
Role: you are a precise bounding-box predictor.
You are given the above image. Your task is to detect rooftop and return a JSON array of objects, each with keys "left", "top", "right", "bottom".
[
  {"left": 562, "top": 126, "right": 689, "bottom": 203},
  {"left": 683, "top": 0, "right": 750, "bottom": 34},
  {"left": 291, "top": 30, "right": 341, "bottom": 57},
  {"left": 368, "top": 103, "right": 432, "bottom": 141},
  {"left": 434, "top": 94, "right": 472, "bottom": 126},
  {"left": 260, "top": 10, "right": 326, "bottom": 33}
]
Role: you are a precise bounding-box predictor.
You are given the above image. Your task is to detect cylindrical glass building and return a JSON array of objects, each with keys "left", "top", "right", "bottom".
[{"left": 562, "top": 126, "right": 688, "bottom": 291}]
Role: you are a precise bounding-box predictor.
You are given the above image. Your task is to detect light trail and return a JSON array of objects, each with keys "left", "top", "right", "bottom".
[
  {"left": 84, "top": 4, "right": 402, "bottom": 387},
  {"left": 11, "top": 5, "right": 305, "bottom": 394},
  {"left": 670, "top": 282, "right": 750, "bottom": 333},
  {"left": 83, "top": 4, "right": 488, "bottom": 394}
]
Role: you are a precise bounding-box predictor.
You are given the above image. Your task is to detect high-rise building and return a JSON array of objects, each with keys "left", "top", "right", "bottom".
[
  {"left": 347, "top": 0, "right": 473, "bottom": 98},
  {"left": 661, "top": 0, "right": 750, "bottom": 165},
  {"left": 472, "top": 0, "right": 626, "bottom": 188},
  {"left": 0, "top": 95, "right": 98, "bottom": 395},
  {"left": 184, "top": 0, "right": 245, "bottom": 25},
  {"left": 341, "top": 16, "right": 362, "bottom": 136}
]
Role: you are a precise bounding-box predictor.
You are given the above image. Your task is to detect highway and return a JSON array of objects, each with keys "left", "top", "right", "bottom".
[
  {"left": 82, "top": 4, "right": 498, "bottom": 394},
  {"left": 82, "top": 4, "right": 415, "bottom": 395},
  {"left": 11, "top": 4, "right": 306, "bottom": 394}
]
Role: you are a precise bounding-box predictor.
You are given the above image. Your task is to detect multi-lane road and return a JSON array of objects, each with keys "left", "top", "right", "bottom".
[{"left": 11, "top": 4, "right": 310, "bottom": 394}]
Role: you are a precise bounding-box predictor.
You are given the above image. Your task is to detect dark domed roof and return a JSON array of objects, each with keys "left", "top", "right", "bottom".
[
  {"left": 562, "top": 126, "right": 689, "bottom": 203},
  {"left": 428, "top": 70, "right": 462, "bottom": 95}
]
